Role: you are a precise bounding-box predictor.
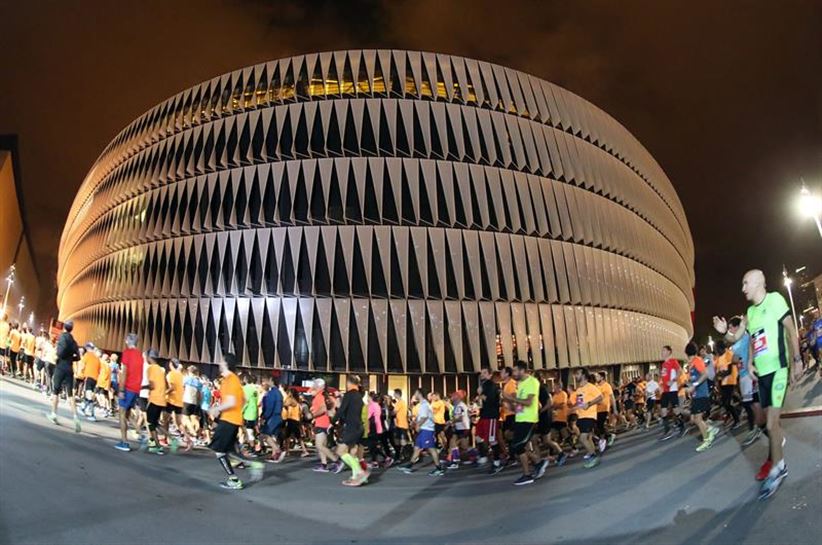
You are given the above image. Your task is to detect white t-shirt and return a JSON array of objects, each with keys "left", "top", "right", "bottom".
[
  {"left": 452, "top": 401, "right": 470, "bottom": 430},
  {"left": 416, "top": 400, "right": 435, "bottom": 431},
  {"left": 645, "top": 380, "right": 660, "bottom": 400}
]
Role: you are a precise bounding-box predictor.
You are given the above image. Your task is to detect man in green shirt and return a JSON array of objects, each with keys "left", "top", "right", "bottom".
[
  {"left": 713, "top": 269, "right": 801, "bottom": 500},
  {"left": 241, "top": 374, "right": 260, "bottom": 451},
  {"left": 501, "top": 361, "right": 547, "bottom": 486}
]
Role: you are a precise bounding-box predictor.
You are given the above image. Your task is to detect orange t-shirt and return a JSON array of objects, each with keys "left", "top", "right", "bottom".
[
  {"left": 82, "top": 352, "right": 101, "bottom": 382},
  {"left": 394, "top": 398, "right": 409, "bottom": 429},
  {"left": 166, "top": 369, "right": 184, "bottom": 407},
  {"left": 570, "top": 382, "right": 601, "bottom": 420},
  {"left": 715, "top": 350, "right": 738, "bottom": 386},
  {"left": 22, "top": 333, "right": 36, "bottom": 356},
  {"left": 9, "top": 330, "right": 22, "bottom": 352},
  {"left": 501, "top": 379, "right": 518, "bottom": 418},
  {"left": 147, "top": 364, "right": 168, "bottom": 407},
  {"left": 219, "top": 372, "right": 245, "bottom": 426},
  {"left": 0, "top": 321, "right": 9, "bottom": 345},
  {"left": 596, "top": 381, "right": 613, "bottom": 412},
  {"left": 552, "top": 390, "right": 568, "bottom": 422}
]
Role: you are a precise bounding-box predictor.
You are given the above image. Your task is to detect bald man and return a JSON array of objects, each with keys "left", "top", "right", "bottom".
[{"left": 713, "top": 269, "right": 802, "bottom": 500}]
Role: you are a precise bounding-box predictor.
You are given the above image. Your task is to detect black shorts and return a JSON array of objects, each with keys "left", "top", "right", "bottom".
[
  {"left": 393, "top": 427, "right": 409, "bottom": 442},
  {"left": 646, "top": 399, "right": 656, "bottom": 411},
  {"left": 9, "top": 351, "right": 18, "bottom": 366},
  {"left": 244, "top": 419, "right": 257, "bottom": 430},
  {"left": 577, "top": 417, "right": 596, "bottom": 434},
  {"left": 453, "top": 428, "right": 470, "bottom": 439},
  {"left": 623, "top": 399, "right": 635, "bottom": 411},
  {"left": 85, "top": 378, "right": 97, "bottom": 392},
  {"left": 284, "top": 419, "right": 302, "bottom": 438},
  {"left": 165, "top": 404, "right": 183, "bottom": 415},
  {"left": 434, "top": 423, "right": 446, "bottom": 436},
  {"left": 210, "top": 420, "right": 240, "bottom": 453},
  {"left": 691, "top": 397, "right": 711, "bottom": 415},
  {"left": 660, "top": 392, "right": 679, "bottom": 409},
  {"left": 502, "top": 414, "right": 516, "bottom": 433},
  {"left": 146, "top": 403, "right": 164, "bottom": 429},
  {"left": 510, "top": 421, "right": 535, "bottom": 455},
  {"left": 52, "top": 366, "right": 74, "bottom": 395},
  {"left": 35, "top": 358, "right": 45, "bottom": 371},
  {"left": 313, "top": 426, "right": 330, "bottom": 436},
  {"left": 551, "top": 421, "right": 567, "bottom": 431},
  {"left": 340, "top": 425, "right": 364, "bottom": 447},
  {"left": 183, "top": 403, "right": 200, "bottom": 417},
  {"left": 95, "top": 387, "right": 109, "bottom": 395},
  {"left": 138, "top": 397, "right": 148, "bottom": 411},
  {"left": 537, "top": 415, "right": 552, "bottom": 435}
]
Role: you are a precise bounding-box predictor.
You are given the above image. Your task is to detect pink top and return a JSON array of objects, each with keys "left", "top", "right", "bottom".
[{"left": 368, "top": 400, "right": 383, "bottom": 434}]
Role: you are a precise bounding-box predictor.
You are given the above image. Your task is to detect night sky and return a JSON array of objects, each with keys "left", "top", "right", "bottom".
[{"left": 1, "top": 0, "right": 820, "bottom": 341}]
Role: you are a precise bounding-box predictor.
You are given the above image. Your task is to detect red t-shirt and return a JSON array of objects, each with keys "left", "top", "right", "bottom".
[
  {"left": 660, "top": 358, "right": 681, "bottom": 393},
  {"left": 312, "top": 392, "right": 330, "bottom": 429},
  {"left": 121, "top": 348, "right": 144, "bottom": 393}
]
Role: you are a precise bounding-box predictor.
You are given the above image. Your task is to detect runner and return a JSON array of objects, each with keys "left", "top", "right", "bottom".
[
  {"left": 658, "top": 347, "right": 685, "bottom": 440},
  {"left": 430, "top": 392, "right": 447, "bottom": 449},
  {"left": 499, "top": 366, "right": 517, "bottom": 461},
  {"left": 644, "top": 373, "right": 660, "bottom": 430},
  {"left": 46, "top": 320, "right": 81, "bottom": 432},
  {"left": 9, "top": 323, "right": 22, "bottom": 377},
  {"left": 685, "top": 341, "right": 719, "bottom": 452},
  {"left": 475, "top": 367, "right": 502, "bottom": 472},
  {"left": 550, "top": 381, "right": 570, "bottom": 453},
  {"left": 536, "top": 372, "right": 566, "bottom": 466},
  {"left": 241, "top": 374, "right": 260, "bottom": 455},
  {"left": 164, "top": 358, "right": 189, "bottom": 451},
  {"left": 594, "top": 372, "right": 617, "bottom": 450},
  {"left": 282, "top": 388, "right": 309, "bottom": 458},
  {"left": 115, "top": 333, "right": 144, "bottom": 452},
  {"left": 334, "top": 374, "right": 370, "bottom": 486},
  {"left": 260, "top": 377, "right": 285, "bottom": 463},
  {"left": 96, "top": 352, "right": 112, "bottom": 417},
  {"left": 0, "top": 314, "right": 9, "bottom": 375},
  {"left": 145, "top": 350, "right": 170, "bottom": 455},
  {"left": 207, "top": 352, "right": 263, "bottom": 490},
  {"left": 446, "top": 390, "right": 470, "bottom": 469},
  {"left": 21, "top": 325, "right": 36, "bottom": 383},
  {"left": 398, "top": 388, "right": 445, "bottom": 477},
  {"left": 309, "top": 378, "right": 340, "bottom": 472},
  {"left": 182, "top": 365, "right": 203, "bottom": 446},
  {"left": 80, "top": 344, "right": 101, "bottom": 421},
  {"left": 500, "top": 361, "right": 547, "bottom": 485},
  {"left": 391, "top": 389, "right": 411, "bottom": 462},
  {"left": 714, "top": 269, "right": 802, "bottom": 499},
  {"left": 568, "top": 370, "right": 603, "bottom": 468},
  {"left": 713, "top": 340, "right": 741, "bottom": 429}
]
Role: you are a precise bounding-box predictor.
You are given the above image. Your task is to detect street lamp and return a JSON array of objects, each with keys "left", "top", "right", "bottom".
[
  {"left": 17, "top": 297, "right": 24, "bottom": 322},
  {"left": 783, "top": 266, "right": 799, "bottom": 331},
  {"left": 2, "top": 264, "right": 14, "bottom": 316},
  {"left": 27, "top": 312, "right": 34, "bottom": 326},
  {"left": 798, "top": 181, "right": 822, "bottom": 239}
]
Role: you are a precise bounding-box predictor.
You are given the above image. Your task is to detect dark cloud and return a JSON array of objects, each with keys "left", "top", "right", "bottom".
[{"left": 1, "top": 0, "right": 820, "bottom": 340}]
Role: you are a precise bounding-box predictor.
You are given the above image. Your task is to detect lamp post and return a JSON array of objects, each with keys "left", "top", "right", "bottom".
[
  {"left": 17, "top": 297, "right": 24, "bottom": 323},
  {"left": 783, "top": 266, "right": 799, "bottom": 331},
  {"left": 28, "top": 312, "right": 34, "bottom": 326},
  {"left": 798, "top": 181, "right": 822, "bottom": 239},
  {"left": 2, "top": 265, "right": 14, "bottom": 316}
]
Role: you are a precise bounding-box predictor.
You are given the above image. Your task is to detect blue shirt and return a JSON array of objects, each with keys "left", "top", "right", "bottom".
[
  {"left": 689, "top": 358, "right": 710, "bottom": 399},
  {"left": 731, "top": 332, "right": 752, "bottom": 378},
  {"left": 814, "top": 317, "right": 822, "bottom": 349},
  {"left": 200, "top": 386, "right": 212, "bottom": 410},
  {"left": 261, "top": 387, "right": 283, "bottom": 421}
]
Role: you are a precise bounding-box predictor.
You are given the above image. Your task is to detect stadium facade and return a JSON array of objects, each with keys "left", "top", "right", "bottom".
[{"left": 57, "top": 50, "right": 694, "bottom": 392}]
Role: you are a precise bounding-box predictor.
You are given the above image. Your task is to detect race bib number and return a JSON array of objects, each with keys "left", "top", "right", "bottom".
[{"left": 752, "top": 328, "right": 768, "bottom": 356}]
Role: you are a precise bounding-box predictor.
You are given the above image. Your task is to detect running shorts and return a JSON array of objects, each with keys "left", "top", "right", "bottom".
[
  {"left": 475, "top": 417, "right": 498, "bottom": 445},
  {"left": 691, "top": 397, "right": 711, "bottom": 415},
  {"left": 596, "top": 411, "right": 608, "bottom": 434},
  {"left": 183, "top": 403, "right": 200, "bottom": 417},
  {"left": 165, "top": 404, "right": 183, "bottom": 415},
  {"left": 340, "top": 425, "right": 364, "bottom": 447},
  {"left": 502, "top": 414, "right": 516, "bottom": 433},
  {"left": 414, "top": 429, "right": 436, "bottom": 449},
  {"left": 434, "top": 423, "right": 446, "bottom": 436},
  {"left": 623, "top": 399, "right": 635, "bottom": 411},
  {"left": 393, "top": 427, "right": 409, "bottom": 443},
  {"left": 551, "top": 420, "right": 567, "bottom": 431},
  {"left": 660, "top": 392, "right": 679, "bottom": 409},
  {"left": 52, "top": 366, "right": 74, "bottom": 395},
  {"left": 244, "top": 419, "right": 257, "bottom": 430},
  {"left": 261, "top": 417, "right": 282, "bottom": 437},
  {"left": 758, "top": 369, "right": 788, "bottom": 409},
  {"left": 510, "top": 422, "right": 535, "bottom": 456},
  {"left": 84, "top": 378, "right": 97, "bottom": 392},
  {"left": 453, "top": 428, "right": 470, "bottom": 439},
  {"left": 138, "top": 397, "right": 149, "bottom": 411},
  {"left": 210, "top": 420, "right": 239, "bottom": 453},
  {"left": 646, "top": 399, "right": 656, "bottom": 412},
  {"left": 35, "top": 357, "right": 45, "bottom": 371},
  {"left": 313, "top": 426, "right": 330, "bottom": 436},
  {"left": 146, "top": 403, "right": 164, "bottom": 430},
  {"left": 577, "top": 417, "right": 596, "bottom": 434},
  {"left": 285, "top": 419, "right": 302, "bottom": 438},
  {"left": 537, "top": 414, "right": 552, "bottom": 435},
  {"left": 119, "top": 390, "right": 140, "bottom": 410}
]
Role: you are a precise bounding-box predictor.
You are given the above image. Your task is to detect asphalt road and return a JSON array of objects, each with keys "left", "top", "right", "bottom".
[{"left": 1, "top": 374, "right": 820, "bottom": 545}]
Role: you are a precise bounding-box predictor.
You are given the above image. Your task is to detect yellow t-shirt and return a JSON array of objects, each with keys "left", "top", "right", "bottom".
[
  {"left": 394, "top": 398, "right": 409, "bottom": 429},
  {"left": 9, "top": 330, "right": 22, "bottom": 352},
  {"left": 82, "top": 352, "right": 101, "bottom": 382},
  {"left": 97, "top": 362, "right": 112, "bottom": 389},
  {"left": 596, "top": 381, "right": 613, "bottom": 412},
  {"left": 431, "top": 400, "right": 446, "bottom": 425},
  {"left": 219, "top": 372, "right": 245, "bottom": 426},
  {"left": 166, "top": 369, "right": 184, "bottom": 407},
  {"left": 570, "top": 382, "right": 602, "bottom": 420},
  {"left": 147, "top": 363, "right": 168, "bottom": 407},
  {"left": 22, "top": 333, "right": 36, "bottom": 356}
]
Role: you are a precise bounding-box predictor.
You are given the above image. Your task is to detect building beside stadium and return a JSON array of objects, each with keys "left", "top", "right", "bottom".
[{"left": 57, "top": 50, "right": 694, "bottom": 393}]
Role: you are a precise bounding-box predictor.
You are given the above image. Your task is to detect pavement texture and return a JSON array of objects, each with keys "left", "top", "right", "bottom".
[{"left": 1, "top": 372, "right": 821, "bottom": 545}]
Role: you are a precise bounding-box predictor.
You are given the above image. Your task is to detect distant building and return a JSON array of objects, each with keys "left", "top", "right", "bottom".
[
  {"left": 0, "top": 135, "right": 41, "bottom": 326},
  {"left": 57, "top": 51, "right": 695, "bottom": 393}
]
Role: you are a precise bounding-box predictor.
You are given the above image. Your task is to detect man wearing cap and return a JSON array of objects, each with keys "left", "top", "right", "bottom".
[
  {"left": 310, "top": 378, "right": 341, "bottom": 473},
  {"left": 46, "top": 320, "right": 82, "bottom": 432}
]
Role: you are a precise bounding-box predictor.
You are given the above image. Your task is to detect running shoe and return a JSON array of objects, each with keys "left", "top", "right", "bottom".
[
  {"left": 677, "top": 426, "right": 687, "bottom": 438},
  {"left": 607, "top": 433, "right": 616, "bottom": 447},
  {"left": 114, "top": 441, "right": 131, "bottom": 452},
  {"left": 446, "top": 461, "right": 460, "bottom": 470},
  {"left": 742, "top": 428, "right": 761, "bottom": 447},
  {"left": 169, "top": 438, "right": 179, "bottom": 454},
  {"left": 383, "top": 457, "right": 394, "bottom": 468},
  {"left": 658, "top": 431, "right": 676, "bottom": 441},
  {"left": 513, "top": 474, "right": 535, "bottom": 486},
  {"left": 758, "top": 464, "right": 788, "bottom": 500},
  {"left": 477, "top": 456, "right": 489, "bottom": 465},
  {"left": 277, "top": 450, "right": 287, "bottom": 463},
  {"left": 342, "top": 478, "right": 363, "bottom": 487},
  {"left": 45, "top": 412, "right": 58, "bottom": 425},
  {"left": 583, "top": 453, "right": 595, "bottom": 460},
  {"left": 583, "top": 456, "right": 601, "bottom": 469},
  {"left": 397, "top": 464, "right": 414, "bottom": 474},
  {"left": 74, "top": 418, "right": 82, "bottom": 433},
  {"left": 428, "top": 467, "right": 445, "bottom": 477},
  {"left": 357, "top": 470, "right": 371, "bottom": 484},
  {"left": 219, "top": 476, "right": 244, "bottom": 490},
  {"left": 695, "top": 437, "right": 714, "bottom": 452},
  {"left": 489, "top": 462, "right": 505, "bottom": 475},
  {"left": 535, "top": 459, "right": 548, "bottom": 480},
  {"left": 556, "top": 453, "right": 568, "bottom": 466},
  {"left": 148, "top": 446, "right": 165, "bottom": 456},
  {"left": 332, "top": 461, "right": 345, "bottom": 474},
  {"left": 248, "top": 461, "right": 265, "bottom": 482},
  {"left": 755, "top": 460, "right": 773, "bottom": 481},
  {"left": 313, "top": 464, "right": 330, "bottom": 473},
  {"left": 598, "top": 438, "right": 607, "bottom": 452},
  {"left": 708, "top": 426, "right": 720, "bottom": 441},
  {"left": 86, "top": 415, "right": 97, "bottom": 422}
]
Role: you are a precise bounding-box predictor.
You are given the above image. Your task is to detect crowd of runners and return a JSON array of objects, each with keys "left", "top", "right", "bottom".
[{"left": 0, "top": 269, "right": 818, "bottom": 499}]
